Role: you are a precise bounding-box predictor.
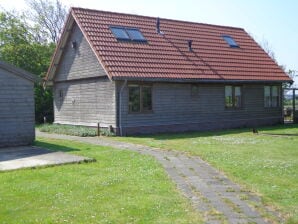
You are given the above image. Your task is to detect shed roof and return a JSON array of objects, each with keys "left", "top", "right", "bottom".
[
  {"left": 47, "top": 7, "right": 291, "bottom": 83},
  {"left": 0, "top": 61, "right": 38, "bottom": 83}
]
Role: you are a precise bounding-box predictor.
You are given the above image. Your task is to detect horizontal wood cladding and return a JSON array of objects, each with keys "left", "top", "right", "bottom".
[
  {"left": 0, "top": 67, "right": 35, "bottom": 147},
  {"left": 55, "top": 23, "right": 107, "bottom": 81},
  {"left": 54, "top": 77, "right": 116, "bottom": 127},
  {"left": 117, "top": 82, "right": 282, "bottom": 134}
]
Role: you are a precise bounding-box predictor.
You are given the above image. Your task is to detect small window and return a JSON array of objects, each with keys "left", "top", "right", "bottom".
[
  {"left": 110, "top": 26, "right": 147, "bottom": 42},
  {"left": 225, "top": 85, "right": 242, "bottom": 108},
  {"left": 59, "top": 89, "right": 64, "bottom": 104},
  {"left": 191, "top": 84, "right": 199, "bottom": 97},
  {"left": 264, "top": 86, "right": 280, "bottom": 108},
  {"left": 222, "top": 35, "right": 239, "bottom": 48},
  {"left": 128, "top": 85, "right": 152, "bottom": 113},
  {"left": 59, "top": 89, "right": 63, "bottom": 98}
]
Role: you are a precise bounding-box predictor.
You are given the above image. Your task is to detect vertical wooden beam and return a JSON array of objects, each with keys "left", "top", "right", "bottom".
[{"left": 293, "top": 89, "right": 296, "bottom": 123}]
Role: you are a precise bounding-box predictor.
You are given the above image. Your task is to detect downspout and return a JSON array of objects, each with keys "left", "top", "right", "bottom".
[{"left": 119, "top": 79, "right": 127, "bottom": 136}]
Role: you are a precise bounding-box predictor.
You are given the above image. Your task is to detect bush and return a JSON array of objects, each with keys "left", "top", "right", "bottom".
[{"left": 37, "top": 124, "right": 98, "bottom": 137}]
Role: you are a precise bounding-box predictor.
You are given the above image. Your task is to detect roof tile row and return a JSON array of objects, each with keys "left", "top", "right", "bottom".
[{"left": 57, "top": 8, "right": 291, "bottom": 82}]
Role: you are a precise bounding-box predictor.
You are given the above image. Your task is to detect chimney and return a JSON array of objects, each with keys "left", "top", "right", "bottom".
[
  {"left": 188, "top": 40, "right": 193, "bottom": 52},
  {"left": 156, "top": 17, "right": 160, "bottom": 34}
]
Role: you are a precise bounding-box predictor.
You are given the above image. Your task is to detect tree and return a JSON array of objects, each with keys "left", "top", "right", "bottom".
[
  {"left": 260, "top": 39, "right": 276, "bottom": 62},
  {"left": 0, "top": 10, "right": 55, "bottom": 123},
  {"left": 25, "top": 0, "right": 67, "bottom": 43},
  {"left": 0, "top": 1, "right": 68, "bottom": 123}
]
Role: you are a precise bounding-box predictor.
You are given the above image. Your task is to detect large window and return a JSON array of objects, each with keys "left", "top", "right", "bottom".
[
  {"left": 225, "top": 85, "right": 242, "bottom": 108},
  {"left": 128, "top": 85, "right": 152, "bottom": 113},
  {"left": 110, "top": 26, "right": 147, "bottom": 42},
  {"left": 264, "top": 86, "right": 280, "bottom": 107}
]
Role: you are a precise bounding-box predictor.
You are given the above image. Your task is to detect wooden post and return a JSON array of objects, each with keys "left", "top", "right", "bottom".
[
  {"left": 293, "top": 89, "right": 296, "bottom": 123},
  {"left": 97, "top": 122, "right": 100, "bottom": 136}
]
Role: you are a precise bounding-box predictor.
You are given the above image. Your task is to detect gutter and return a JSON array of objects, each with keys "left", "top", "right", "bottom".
[
  {"left": 119, "top": 79, "right": 127, "bottom": 136},
  {"left": 112, "top": 76, "right": 293, "bottom": 84}
]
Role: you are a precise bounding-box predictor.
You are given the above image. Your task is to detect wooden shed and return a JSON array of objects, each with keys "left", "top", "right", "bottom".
[{"left": 0, "top": 61, "right": 36, "bottom": 147}]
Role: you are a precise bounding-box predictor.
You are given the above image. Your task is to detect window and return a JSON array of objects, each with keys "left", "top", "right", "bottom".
[
  {"left": 264, "top": 86, "right": 280, "bottom": 108},
  {"left": 128, "top": 85, "right": 152, "bottom": 113},
  {"left": 126, "top": 28, "right": 146, "bottom": 41},
  {"left": 59, "top": 89, "right": 63, "bottom": 98},
  {"left": 110, "top": 27, "right": 130, "bottom": 40},
  {"left": 222, "top": 35, "right": 239, "bottom": 48},
  {"left": 191, "top": 84, "right": 199, "bottom": 97},
  {"left": 225, "top": 85, "right": 242, "bottom": 108},
  {"left": 59, "top": 89, "right": 64, "bottom": 104},
  {"left": 110, "top": 26, "right": 147, "bottom": 42}
]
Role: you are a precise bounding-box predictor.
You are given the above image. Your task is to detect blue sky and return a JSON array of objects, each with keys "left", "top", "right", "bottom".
[{"left": 1, "top": 0, "right": 297, "bottom": 84}]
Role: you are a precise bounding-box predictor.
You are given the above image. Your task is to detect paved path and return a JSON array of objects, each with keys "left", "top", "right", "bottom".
[
  {"left": 37, "top": 131, "right": 279, "bottom": 224},
  {"left": 0, "top": 145, "right": 93, "bottom": 171}
]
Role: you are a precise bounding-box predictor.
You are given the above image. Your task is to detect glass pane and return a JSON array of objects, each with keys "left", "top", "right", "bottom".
[
  {"left": 271, "top": 96, "right": 278, "bottom": 107},
  {"left": 234, "top": 96, "right": 241, "bottom": 107},
  {"left": 235, "top": 87, "right": 241, "bottom": 96},
  {"left": 264, "top": 86, "right": 271, "bottom": 107},
  {"left": 225, "top": 86, "right": 233, "bottom": 107},
  {"left": 222, "top": 35, "right": 239, "bottom": 47},
  {"left": 225, "top": 86, "right": 232, "bottom": 97},
  {"left": 264, "top": 86, "right": 270, "bottom": 96},
  {"left": 128, "top": 86, "right": 140, "bottom": 112},
  {"left": 110, "top": 27, "right": 130, "bottom": 40},
  {"left": 272, "top": 86, "right": 278, "bottom": 97},
  {"left": 142, "top": 86, "right": 152, "bottom": 111},
  {"left": 234, "top": 86, "right": 241, "bottom": 108},
  {"left": 126, "top": 29, "right": 146, "bottom": 41}
]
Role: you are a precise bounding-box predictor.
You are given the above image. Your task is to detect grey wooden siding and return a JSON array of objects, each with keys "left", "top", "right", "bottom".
[
  {"left": 117, "top": 82, "right": 282, "bottom": 134},
  {"left": 54, "top": 77, "right": 116, "bottom": 127},
  {"left": 0, "top": 67, "right": 35, "bottom": 147},
  {"left": 55, "top": 23, "right": 106, "bottom": 82},
  {"left": 53, "top": 22, "right": 116, "bottom": 127}
]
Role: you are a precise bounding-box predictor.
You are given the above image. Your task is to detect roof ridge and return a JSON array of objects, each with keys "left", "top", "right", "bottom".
[{"left": 71, "top": 7, "right": 245, "bottom": 31}]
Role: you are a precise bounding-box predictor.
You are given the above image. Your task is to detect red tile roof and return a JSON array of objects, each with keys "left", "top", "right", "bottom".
[{"left": 48, "top": 7, "right": 292, "bottom": 82}]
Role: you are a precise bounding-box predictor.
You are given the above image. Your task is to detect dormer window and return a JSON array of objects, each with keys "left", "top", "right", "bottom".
[
  {"left": 222, "top": 35, "right": 239, "bottom": 48},
  {"left": 110, "top": 26, "right": 147, "bottom": 42}
]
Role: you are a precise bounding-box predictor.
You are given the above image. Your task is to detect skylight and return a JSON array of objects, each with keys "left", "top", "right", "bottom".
[
  {"left": 110, "top": 26, "right": 147, "bottom": 42},
  {"left": 222, "top": 35, "right": 239, "bottom": 48},
  {"left": 110, "top": 27, "right": 130, "bottom": 40}
]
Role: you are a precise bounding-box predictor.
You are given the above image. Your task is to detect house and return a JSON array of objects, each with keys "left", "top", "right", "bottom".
[
  {"left": 46, "top": 8, "right": 292, "bottom": 135},
  {"left": 0, "top": 61, "right": 37, "bottom": 147}
]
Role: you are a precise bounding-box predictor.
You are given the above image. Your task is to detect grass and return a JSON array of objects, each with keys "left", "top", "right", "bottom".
[
  {"left": 0, "top": 138, "right": 202, "bottom": 224},
  {"left": 113, "top": 124, "right": 298, "bottom": 223}
]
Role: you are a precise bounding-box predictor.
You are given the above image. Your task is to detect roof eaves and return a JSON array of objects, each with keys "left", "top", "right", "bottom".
[
  {"left": 0, "top": 61, "right": 38, "bottom": 83},
  {"left": 112, "top": 76, "right": 292, "bottom": 84},
  {"left": 45, "top": 9, "right": 75, "bottom": 85}
]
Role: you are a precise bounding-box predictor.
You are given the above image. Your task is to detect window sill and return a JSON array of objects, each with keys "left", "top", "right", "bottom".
[
  {"left": 128, "top": 110, "right": 154, "bottom": 115},
  {"left": 225, "top": 107, "right": 243, "bottom": 110}
]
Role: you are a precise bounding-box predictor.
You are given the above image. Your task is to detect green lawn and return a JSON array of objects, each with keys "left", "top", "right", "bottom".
[
  {"left": 114, "top": 124, "right": 298, "bottom": 223},
  {"left": 0, "top": 138, "right": 202, "bottom": 224}
]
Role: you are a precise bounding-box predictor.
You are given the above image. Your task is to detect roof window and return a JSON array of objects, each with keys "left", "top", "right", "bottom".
[
  {"left": 110, "top": 26, "right": 146, "bottom": 42},
  {"left": 222, "top": 35, "right": 239, "bottom": 48}
]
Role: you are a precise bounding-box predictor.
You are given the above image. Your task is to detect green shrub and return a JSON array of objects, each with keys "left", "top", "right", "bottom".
[{"left": 37, "top": 124, "right": 116, "bottom": 137}]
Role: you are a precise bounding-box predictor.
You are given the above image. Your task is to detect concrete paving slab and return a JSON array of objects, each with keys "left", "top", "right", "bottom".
[{"left": 0, "top": 146, "right": 94, "bottom": 171}]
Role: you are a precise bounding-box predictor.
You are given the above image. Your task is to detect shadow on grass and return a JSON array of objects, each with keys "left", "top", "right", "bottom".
[
  {"left": 258, "top": 123, "right": 298, "bottom": 136},
  {"left": 34, "top": 141, "right": 81, "bottom": 152},
  {"left": 121, "top": 123, "right": 298, "bottom": 140}
]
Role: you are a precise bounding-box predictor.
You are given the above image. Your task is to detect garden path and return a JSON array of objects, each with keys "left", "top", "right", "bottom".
[{"left": 37, "top": 131, "right": 278, "bottom": 224}]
